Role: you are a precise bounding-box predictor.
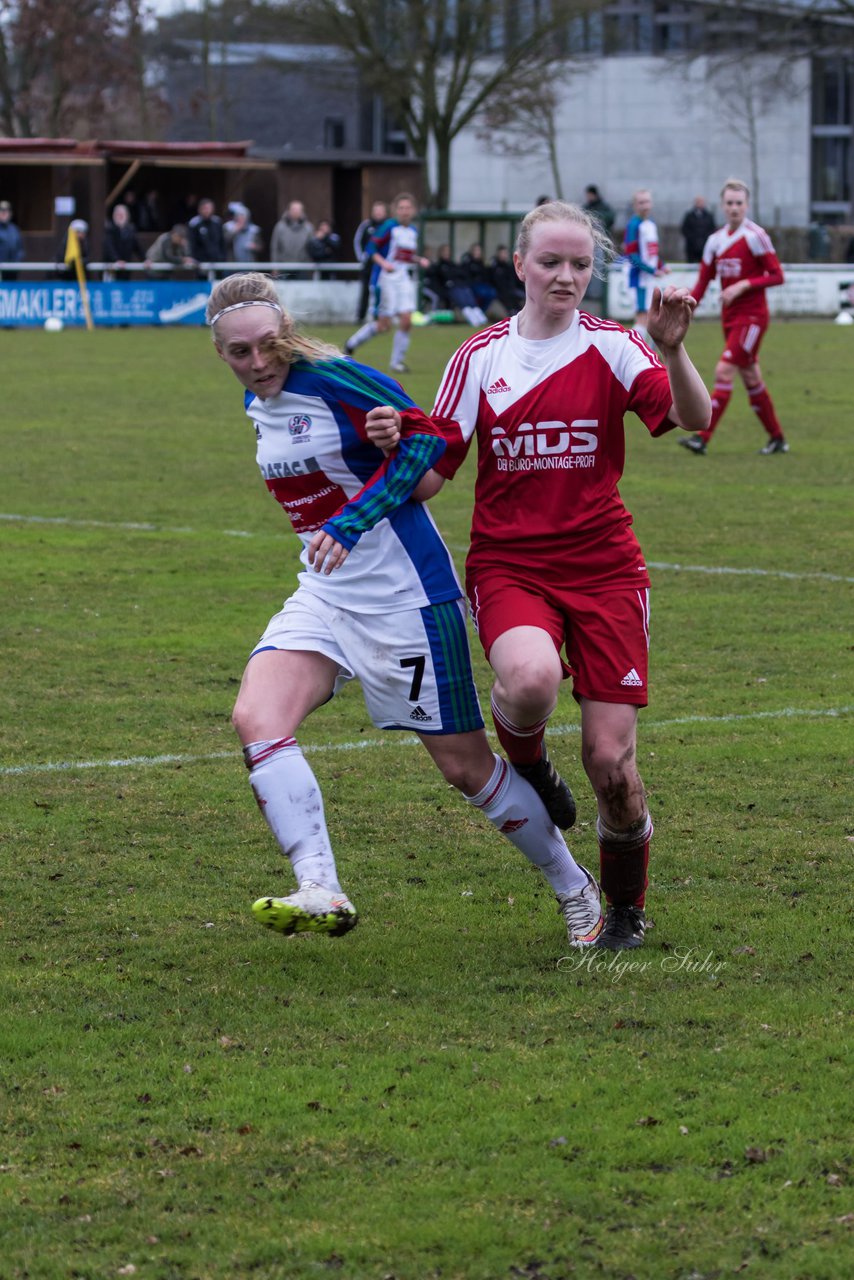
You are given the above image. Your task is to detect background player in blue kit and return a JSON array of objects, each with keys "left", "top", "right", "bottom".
[
  {"left": 344, "top": 192, "right": 431, "bottom": 373},
  {"left": 623, "top": 189, "right": 669, "bottom": 343},
  {"left": 206, "top": 271, "right": 604, "bottom": 949}
]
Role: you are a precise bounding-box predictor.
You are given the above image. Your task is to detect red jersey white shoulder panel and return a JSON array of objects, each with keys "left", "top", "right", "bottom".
[{"left": 432, "top": 312, "right": 675, "bottom": 591}]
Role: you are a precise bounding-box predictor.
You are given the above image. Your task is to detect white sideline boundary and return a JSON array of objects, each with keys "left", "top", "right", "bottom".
[
  {"left": 1, "top": 705, "right": 850, "bottom": 778},
  {"left": 2, "top": 512, "right": 852, "bottom": 582}
]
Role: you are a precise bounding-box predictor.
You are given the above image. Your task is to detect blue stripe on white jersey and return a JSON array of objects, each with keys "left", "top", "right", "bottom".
[{"left": 243, "top": 356, "right": 462, "bottom": 613}]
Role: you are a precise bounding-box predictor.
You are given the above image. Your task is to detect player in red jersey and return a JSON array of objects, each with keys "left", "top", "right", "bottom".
[
  {"left": 679, "top": 178, "right": 788, "bottom": 456},
  {"left": 205, "top": 270, "right": 606, "bottom": 951},
  {"left": 367, "top": 201, "right": 711, "bottom": 949}
]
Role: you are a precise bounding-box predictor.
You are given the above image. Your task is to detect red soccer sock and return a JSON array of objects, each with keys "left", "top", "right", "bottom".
[
  {"left": 597, "top": 815, "right": 652, "bottom": 909},
  {"left": 747, "top": 382, "right": 783, "bottom": 438},
  {"left": 490, "top": 694, "right": 547, "bottom": 766},
  {"left": 700, "top": 382, "right": 732, "bottom": 443}
]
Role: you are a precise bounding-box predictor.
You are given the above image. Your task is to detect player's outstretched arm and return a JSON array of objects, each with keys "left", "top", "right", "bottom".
[
  {"left": 364, "top": 405, "right": 445, "bottom": 502},
  {"left": 646, "top": 285, "right": 696, "bottom": 349},
  {"left": 647, "top": 287, "right": 711, "bottom": 434}
]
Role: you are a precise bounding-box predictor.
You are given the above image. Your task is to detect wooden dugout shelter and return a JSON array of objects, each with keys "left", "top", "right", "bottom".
[{"left": 0, "top": 138, "right": 424, "bottom": 264}]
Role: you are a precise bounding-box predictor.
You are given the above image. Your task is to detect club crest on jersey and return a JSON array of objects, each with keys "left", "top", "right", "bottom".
[{"left": 288, "top": 413, "right": 312, "bottom": 438}]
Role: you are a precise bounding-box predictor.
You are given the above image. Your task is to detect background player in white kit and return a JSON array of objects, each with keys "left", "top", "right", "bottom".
[
  {"left": 206, "top": 271, "right": 604, "bottom": 948},
  {"left": 345, "top": 192, "right": 430, "bottom": 373},
  {"left": 368, "top": 202, "right": 711, "bottom": 950},
  {"left": 622, "top": 189, "right": 669, "bottom": 343}
]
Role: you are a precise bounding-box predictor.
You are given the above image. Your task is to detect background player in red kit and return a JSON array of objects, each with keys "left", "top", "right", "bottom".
[
  {"left": 679, "top": 178, "right": 788, "bottom": 456},
  {"left": 368, "top": 201, "right": 711, "bottom": 950}
]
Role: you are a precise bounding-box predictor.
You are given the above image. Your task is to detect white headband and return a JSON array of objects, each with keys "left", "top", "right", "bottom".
[{"left": 209, "top": 299, "right": 283, "bottom": 326}]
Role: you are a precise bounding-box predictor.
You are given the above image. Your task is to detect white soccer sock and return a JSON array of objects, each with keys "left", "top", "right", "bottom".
[
  {"left": 243, "top": 738, "right": 342, "bottom": 893},
  {"left": 465, "top": 754, "right": 587, "bottom": 895},
  {"left": 347, "top": 320, "right": 378, "bottom": 350},
  {"left": 391, "top": 329, "right": 411, "bottom": 365}
]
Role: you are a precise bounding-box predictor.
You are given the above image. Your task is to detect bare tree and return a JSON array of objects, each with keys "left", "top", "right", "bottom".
[
  {"left": 288, "top": 0, "right": 606, "bottom": 208},
  {"left": 0, "top": 0, "right": 158, "bottom": 138},
  {"left": 670, "top": 0, "right": 854, "bottom": 222},
  {"left": 475, "top": 81, "right": 567, "bottom": 202}
]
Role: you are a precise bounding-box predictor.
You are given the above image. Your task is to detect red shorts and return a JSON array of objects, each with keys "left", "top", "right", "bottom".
[
  {"left": 467, "top": 568, "right": 651, "bottom": 706},
  {"left": 721, "top": 318, "right": 768, "bottom": 368}
]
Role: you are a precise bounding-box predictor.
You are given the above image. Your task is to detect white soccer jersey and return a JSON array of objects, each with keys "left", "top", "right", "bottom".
[
  {"left": 380, "top": 222, "right": 420, "bottom": 273},
  {"left": 245, "top": 358, "right": 462, "bottom": 613}
]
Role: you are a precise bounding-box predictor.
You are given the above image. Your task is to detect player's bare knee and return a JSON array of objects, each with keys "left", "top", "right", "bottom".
[
  {"left": 496, "top": 665, "right": 560, "bottom": 718},
  {"left": 582, "top": 737, "right": 635, "bottom": 792},
  {"left": 438, "top": 757, "right": 479, "bottom": 794}
]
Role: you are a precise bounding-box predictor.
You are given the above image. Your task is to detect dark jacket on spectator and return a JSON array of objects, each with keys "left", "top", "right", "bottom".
[
  {"left": 103, "top": 219, "right": 144, "bottom": 264},
  {"left": 188, "top": 211, "right": 226, "bottom": 263},
  {"left": 0, "top": 218, "right": 24, "bottom": 264},
  {"left": 307, "top": 226, "right": 342, "bottom": 265}
]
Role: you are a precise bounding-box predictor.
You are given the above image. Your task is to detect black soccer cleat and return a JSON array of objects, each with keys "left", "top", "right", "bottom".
[
  {"left": 758, "top": 436, "right": 789, "bottom": 455},
  {"left": 595, "top": 904, "right": 647, "bottom": 950},
  {"left": 515, "top": 746, "right": 577, "bottom": 829},
  {"left": 679, "top": 433, "right": 707, "bottom": 455}
]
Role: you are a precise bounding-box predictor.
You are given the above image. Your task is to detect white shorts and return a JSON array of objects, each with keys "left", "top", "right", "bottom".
[
  {"left": 378, "top": 268, "right": 417, "bottom": 318},
  {"left": 251, "top": 587, "right": 484, "bottom": 735}
]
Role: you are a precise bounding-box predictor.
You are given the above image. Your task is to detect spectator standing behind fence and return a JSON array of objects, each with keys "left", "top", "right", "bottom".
[
  {"left": 583, "top": 185, "right": 616, "bottom": 315},
  {"left": 680, "top": 196, "right": 716, "bottom": 264},
  {"left": 0, "top": 200, "right": 24, "bottom": 272},
  {"left": 188, "top": 197, "right": 226, "bottom": 264},
  {"left": 271, "top": 200, "right": 314, "bottom": 273},
  {"left": 145, "top": 225, "right": 196, "bottom": 270},
  {"left": 353, "top": 200, "right": 388, "bottom": 322},
  {"left": 103, "top": 204, "right": 145, "bottom": 279},
  {"left": 224, "top": 204, "right": 263, "bottom": 264},
  {"left": 583, "top": 185, "right": 615, "bottom": 235},
  {"left": 307, "top": 219, "right": 342, "bottom": 274}
]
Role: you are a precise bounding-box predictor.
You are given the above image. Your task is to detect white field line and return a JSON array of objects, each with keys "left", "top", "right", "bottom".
[
  {"left": 2, "top": 705, "right": 850, "bottom": 778},
  {"left": 2, "top": 512, "right": 851, "bottom": 582}
]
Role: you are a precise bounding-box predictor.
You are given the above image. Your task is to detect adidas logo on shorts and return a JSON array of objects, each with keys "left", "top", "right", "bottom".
[
  {"left": 620, "top": 668, "right": 644, "bottom": 687},
  {"left": 409, "top": 705, "right": 433, "bottom": 722}
]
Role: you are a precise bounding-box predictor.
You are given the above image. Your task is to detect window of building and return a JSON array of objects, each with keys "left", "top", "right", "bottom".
[
  {"left": 811, "top": 57, "right": 853, "bottom": 220},
  {"left": 811, "top": 134, "right": 851, "bottom": 204},
  {"left": 324, "top": 117, "right": 345, "bottom": 150}
]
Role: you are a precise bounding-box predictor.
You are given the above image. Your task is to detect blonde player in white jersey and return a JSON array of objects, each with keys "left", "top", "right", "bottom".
[
  {"left": 206, "top": 271, "right": 606, "bottom": 949},
  {"left": 344, "top": 192, "right": 430, "bottom": 373}
]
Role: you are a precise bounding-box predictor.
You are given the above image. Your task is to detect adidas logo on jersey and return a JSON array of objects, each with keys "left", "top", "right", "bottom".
[
  {"left": 620, "top": 668, "right": 644, "bottom": 687},
  {"left": 486, "top": 377, "right": 511, "bottom": 395},
  {"left": 409, "top": 705, "right": 433, "bottom": 722}
]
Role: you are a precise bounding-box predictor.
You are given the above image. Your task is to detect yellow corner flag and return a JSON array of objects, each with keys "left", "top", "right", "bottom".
[{"left": 64, "top": 226, "right": 94, "bottom": 331}]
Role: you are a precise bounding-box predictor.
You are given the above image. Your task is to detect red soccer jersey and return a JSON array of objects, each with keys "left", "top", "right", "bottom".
[
  {"left": 691, "top": 218, "right": 784, "bottom": 326},
  {"left": 431, "top": 312, "right": 676, "bottom": 591}
]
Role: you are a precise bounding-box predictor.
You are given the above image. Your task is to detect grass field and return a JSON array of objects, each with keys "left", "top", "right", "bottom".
[{"left": 1, "top": 317, "right": 852, "bottom": 1280}]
